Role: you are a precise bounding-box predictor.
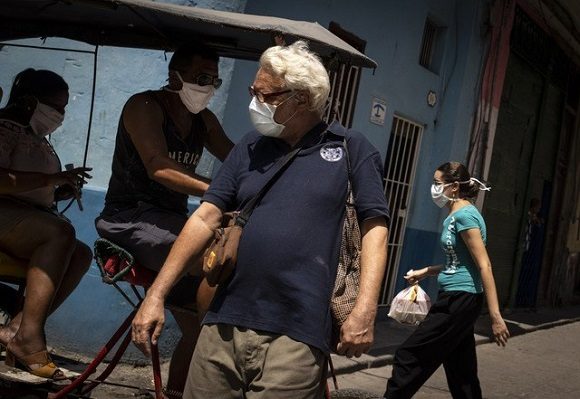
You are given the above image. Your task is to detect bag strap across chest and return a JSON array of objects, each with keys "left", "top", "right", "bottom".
[{"left": 235, "top": 144, "right": 302, "bottom": 227}]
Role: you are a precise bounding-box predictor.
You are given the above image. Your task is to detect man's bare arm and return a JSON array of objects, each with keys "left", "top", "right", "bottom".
[
  {"left": 337, "top": 216, "right": 388, "bottom": 357},
  {"left": 123, "top": 93, "right": 209, "bottom": 196},
  {"left": 131, "top": 202, "right": 222, "bottom": 355}
]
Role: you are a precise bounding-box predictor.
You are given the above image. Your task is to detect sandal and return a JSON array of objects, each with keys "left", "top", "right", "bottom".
[{"left": 5, "top": 349, "right": 66, "bottom": 380}]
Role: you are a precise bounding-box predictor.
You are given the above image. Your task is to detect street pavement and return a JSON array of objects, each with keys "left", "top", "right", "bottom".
[
  {"left": 329, "top": 321, "right": 580, "bottom": 398},
  {"left": 328, "top": 303, "right": 580, "bottom": 398},
  {"left": 330, "top": 303, "right": 580, "bottom": 375},
  {"left": 10, "top": 305, "right": 580, "bottom": 398}
]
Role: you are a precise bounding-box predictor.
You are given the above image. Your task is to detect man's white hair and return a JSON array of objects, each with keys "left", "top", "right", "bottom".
[{"left": 260, "top": 40, "right": 330, "bottom": 116}]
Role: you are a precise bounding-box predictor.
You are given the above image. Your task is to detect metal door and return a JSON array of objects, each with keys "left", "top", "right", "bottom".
[
  {"left": 482, "top": 53, "right": 544, "bottom": 305},
  {"left": 380, "top": 116, "right": 424, "bottom": 305}
]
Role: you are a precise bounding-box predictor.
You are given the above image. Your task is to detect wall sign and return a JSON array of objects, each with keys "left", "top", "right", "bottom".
[{"left": 370, "top": 97, "right": 387, "bottom": 126}]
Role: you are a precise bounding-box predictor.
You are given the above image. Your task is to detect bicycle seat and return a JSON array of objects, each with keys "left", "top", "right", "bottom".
[{"left": 94, "top": 238, "right": 156, "bottom": 287}]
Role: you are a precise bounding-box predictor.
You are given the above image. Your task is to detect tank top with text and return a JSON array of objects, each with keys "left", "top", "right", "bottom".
[{"left": 102, "top": 91, "right": 206, "bottom": 216}]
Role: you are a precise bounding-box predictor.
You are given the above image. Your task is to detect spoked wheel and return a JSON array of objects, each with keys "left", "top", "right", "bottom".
[{"left": 330, "top": 388, "right": 382, "bottom": 399}]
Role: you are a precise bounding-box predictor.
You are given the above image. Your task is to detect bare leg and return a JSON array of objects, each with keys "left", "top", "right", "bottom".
[
  {"left": 48, "top": 240, "right": 92, "bottom": 311},
  {"left": 0, "top": 212, "right": 88, "bottom": 360},
  {"left": 0, "top": 240, "right": 92, "bottom": 345},
  {"left": 166, "top": 309, "right": 202, "bottom": 397}
]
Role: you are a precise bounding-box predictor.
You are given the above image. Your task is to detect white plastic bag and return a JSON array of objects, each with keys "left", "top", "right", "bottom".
[{"left": 388, "top": 284, "right": 431, "bottom": 325}]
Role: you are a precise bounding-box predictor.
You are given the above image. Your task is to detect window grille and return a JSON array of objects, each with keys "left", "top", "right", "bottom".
[
  {"left": 419, "top": 18, "right": 438, "bottom": 68},
  {"left": 324, "top": 63, "right": 361, "bottom": 127},
  {"left": 323, "top": 22, "right": 366, "bottom": 127},
  {"left": 380, "top": 116, "right": 424, "bottom": 305},
  {"left": 419, "top": 17, "right": 446, "bottom": 74}
]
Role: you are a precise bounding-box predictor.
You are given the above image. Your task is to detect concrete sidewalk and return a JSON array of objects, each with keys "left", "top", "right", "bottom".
[
  {"left": 330, "top": 303, "right": 580, "bottom": 375},
  {"left": 5, "top": 304, "right": 578, "bottom": 398}
]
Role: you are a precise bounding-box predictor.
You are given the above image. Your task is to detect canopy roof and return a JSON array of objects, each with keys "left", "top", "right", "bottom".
[{"left": 0, "top": 0, "right": 377, "bottom": 68}]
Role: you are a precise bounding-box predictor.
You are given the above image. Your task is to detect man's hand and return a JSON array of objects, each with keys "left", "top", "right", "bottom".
[
  {"left": 336, "top": 309, "right": 375, "bottom": 358},
  {"left": 131, "top": 294, "right": 166, "bottom": 357}
]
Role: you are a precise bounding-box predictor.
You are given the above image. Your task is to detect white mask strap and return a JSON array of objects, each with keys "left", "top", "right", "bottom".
[{"left": 470, "top": 177, "right": 491, "bottom": 191}]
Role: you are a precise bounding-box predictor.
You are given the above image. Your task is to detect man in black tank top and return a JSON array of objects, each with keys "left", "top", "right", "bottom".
[{"left": 95, "top": 42, "right": 233, "bottom": 398}]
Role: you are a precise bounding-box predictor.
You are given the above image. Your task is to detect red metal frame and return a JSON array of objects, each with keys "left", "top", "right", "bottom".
[
  {"left": 48, "top": 272, "right": 163, "bottom": 399},
  {"left": 46, "top": 244, "right": 335, "bottom": 399}
]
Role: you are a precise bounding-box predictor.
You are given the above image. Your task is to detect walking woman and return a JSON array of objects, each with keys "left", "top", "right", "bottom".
[
  {"left": 384, "top": 161, "right": 510, "bottom": 399},
  {"left": 0, "top": 69, "right": 92, "bottom": 379}
]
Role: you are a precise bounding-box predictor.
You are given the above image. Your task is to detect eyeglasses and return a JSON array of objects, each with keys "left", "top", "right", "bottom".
[
  {"left": 248, "top": 86, "right": 292, "bottom": 103},
  {"left": 192, "top": 73, "right": 223, "bottom": 89}
]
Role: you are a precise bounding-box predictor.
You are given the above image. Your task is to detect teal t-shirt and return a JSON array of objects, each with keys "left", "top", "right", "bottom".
[{"left": 437, "top": 204, "right": 485, "bottom": 293}]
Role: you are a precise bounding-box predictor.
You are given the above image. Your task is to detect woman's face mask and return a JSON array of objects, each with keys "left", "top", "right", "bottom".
[
  {"left": 30, "top": 101, "right": 64, "bottom": 137},
  {"left": 176, "top": 71, "right": 215, "bottom": 114},
  {"left": 430, "top": 182, "right": 453, "bottom": 208},
  {"left": 248, "top": 94, "right": 297, "bottom": 137}
]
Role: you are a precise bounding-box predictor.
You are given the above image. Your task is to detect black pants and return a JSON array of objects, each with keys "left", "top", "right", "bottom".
[{"left": 384, "top": 291, "right": 484, "bottom": 399}]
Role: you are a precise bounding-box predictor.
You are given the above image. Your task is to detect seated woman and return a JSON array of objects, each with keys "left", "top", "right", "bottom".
[{"left": 0, "top": 68, "right": 93, "bottom": 380}]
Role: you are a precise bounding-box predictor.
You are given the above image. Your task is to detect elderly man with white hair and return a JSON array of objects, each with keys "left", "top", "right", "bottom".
[{"left": 132, "top": 40, "right": 390, "bottom": 399}]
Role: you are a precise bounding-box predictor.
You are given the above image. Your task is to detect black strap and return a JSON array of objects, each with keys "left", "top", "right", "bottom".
[
  {"left": 235, "top": 145, "right": 302, "bottom": 227},
  {"left": 342, "top": 136, "right": 355, "bottom": 205}
]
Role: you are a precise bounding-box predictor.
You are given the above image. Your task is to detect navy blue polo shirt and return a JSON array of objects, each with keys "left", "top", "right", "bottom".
[{"left": 201, "top": 121, "right": 390, "bottom": 353}]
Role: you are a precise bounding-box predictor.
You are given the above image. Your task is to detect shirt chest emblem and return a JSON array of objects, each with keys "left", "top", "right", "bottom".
[{"left": 320, "top": 144, "right": 344, "bottom": 162}]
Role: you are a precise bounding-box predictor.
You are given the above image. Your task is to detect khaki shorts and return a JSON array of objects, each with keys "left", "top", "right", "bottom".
[{"left": 184, "top": 324, "right": 327, "bottom": 399}]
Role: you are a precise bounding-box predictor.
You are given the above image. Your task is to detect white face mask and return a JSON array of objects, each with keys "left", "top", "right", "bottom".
[
  {"left": 248, "top": 95, "right": 297, "bottom": 137},
  {"left": 29, "top": 102, "right": 64, "bottom": 137},
  {"left": 431, "top": 183, "right": 453, "bottom": 208},
  {"left": 176, "top": 71, "right": 214, "bottom": 114}
]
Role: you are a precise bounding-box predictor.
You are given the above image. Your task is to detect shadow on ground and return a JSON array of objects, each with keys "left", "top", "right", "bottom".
[{"left": 369, "top": 304, "right": 580, "bottom": 358}]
